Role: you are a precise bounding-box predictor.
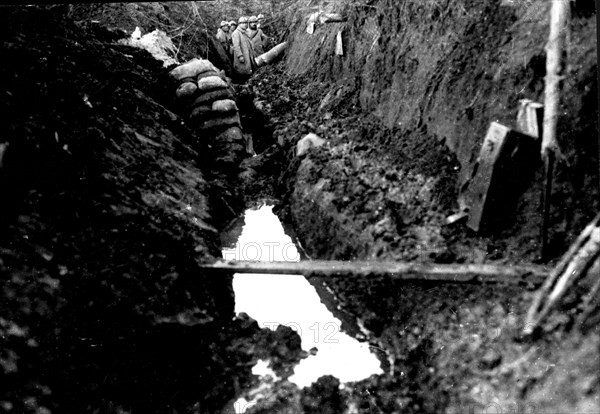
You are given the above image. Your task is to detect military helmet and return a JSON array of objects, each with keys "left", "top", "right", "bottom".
[
  {"left": 220, "top": 20, "right": 228, "bottom": 27},
  {"left": 248, "top": 16, "right": 258, "bottom": 23},
  {"left": 257, "top": 14, "right": 265, "bottom": 19},
  {"left": 229, "top": 20, "right": 237, "bottom": 26},
  {"left": 238, "top": 16, "right": 248, "bottom": 23}
]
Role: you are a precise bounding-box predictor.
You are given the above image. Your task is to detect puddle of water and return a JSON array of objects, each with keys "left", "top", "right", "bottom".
[{"left": 222, "top": 204, "right": 382, "bottom": 390}]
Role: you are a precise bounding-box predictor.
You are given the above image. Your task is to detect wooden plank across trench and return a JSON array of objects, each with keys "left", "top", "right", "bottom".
[{"left": 203, "top": 260, "right": 549, "bottom": 286}]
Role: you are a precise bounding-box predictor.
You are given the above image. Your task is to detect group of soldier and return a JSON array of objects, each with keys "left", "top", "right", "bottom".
[{"left": 216, "top": 14, "right": 269, "bottom": 80}]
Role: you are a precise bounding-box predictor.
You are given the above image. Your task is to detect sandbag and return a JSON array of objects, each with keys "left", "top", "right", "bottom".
[
  {"left": 175, "top": 82, "right": 198, "bottom": 99},
  {"left": 197, "top": 71, "right": 219, "bottom": 81},
  {"left": 212, "top": 141, "right": 246, "bottom": 154},
  {"left": 169, "top": 58, "right": 217, "bottom": 81},
  {"left": 197, "top": 76, "right": 228, "bottom": 92},
  {"left": 214, "top": 127, "right": 244, "bottom": 144},
  {"left": 189, "top": 104, "right": 212, "bottom": 120},
  {"left": 193, "top": 89, "right": 234, "bottom": 106},
  {"left": 213, "top": 151, "right": 245, "bottom": 166},
  {"left": 198, "top": 114, "right": 241, "bottom": 131},
  {"left": 212, "top": 99, "right": 238, "bottom": 113},
  {"left": 190, "top": 105, "right": 237, "bottom": 123},
  {"left": 197, "top": 70, "right": 227, "bottom": 81}
]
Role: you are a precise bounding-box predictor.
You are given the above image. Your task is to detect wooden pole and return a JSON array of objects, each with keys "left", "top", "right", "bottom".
[
  {"left": 598, "top": 52, "right": 600, "bottom": 208},
  {"left": 540, "top": 0, "right": 570, "bottom": 261},
  {"left": 202, "top": 260, "right": 549, "bottom": 285},
  {"left": 542, "top": 0, "right": 569, "bottom": 158},
  {"left": 541, "top": 150, "right": 555, "bottom": 260},
  {"left": 525, "top": 213, "right": 600, "bottom": 334}
]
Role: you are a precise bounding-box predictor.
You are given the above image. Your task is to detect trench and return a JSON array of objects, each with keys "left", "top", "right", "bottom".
[
  {"left": 207, "top": 49, "right": 599, "bottom": 411},
  {"left": 1, "top": 3, "right": 597, "bottom": 413},
  {"left": 159, "top": 19, "right": 600, "bottom": 409}
]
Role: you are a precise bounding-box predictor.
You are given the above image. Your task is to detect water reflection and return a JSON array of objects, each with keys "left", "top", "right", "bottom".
[{"left": 222, "top": 204, "right": 382, "bottom": 388}]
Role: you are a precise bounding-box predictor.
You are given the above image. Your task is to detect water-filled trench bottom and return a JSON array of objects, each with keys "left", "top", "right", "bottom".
[{"left": 221, "top": 205, "right": 382, "bottom": 407}]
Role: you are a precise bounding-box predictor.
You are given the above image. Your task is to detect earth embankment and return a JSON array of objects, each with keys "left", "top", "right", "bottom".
[
  {"left": 0, "top": 6, "right": 298, "bottom": 413},
  {"left": 241, "top": 0, "right": 599, "bottom": 412},
  {"left": 281, "top": 0, "right": 598, "bottom": 262}
]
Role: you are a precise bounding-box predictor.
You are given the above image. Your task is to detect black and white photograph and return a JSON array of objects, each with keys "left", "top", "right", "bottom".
[{"left": 0, "top": 0, "right": 598, "bottom": 413}]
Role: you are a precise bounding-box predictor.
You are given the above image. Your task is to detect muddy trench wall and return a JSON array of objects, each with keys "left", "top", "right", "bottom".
[
  {"left": 263, "top": 1, "right": 600, "bottom": 412},
  {"left": 0, "top": 7, "right": 273, "bottom": 413},
  {"left": 284, "top": 0, "right": 598, "bottom": 237}
]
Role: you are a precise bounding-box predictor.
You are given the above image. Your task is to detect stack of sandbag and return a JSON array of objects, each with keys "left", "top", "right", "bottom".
[{"left": 170, "top": 58, "right": 246, "bottom": 171}]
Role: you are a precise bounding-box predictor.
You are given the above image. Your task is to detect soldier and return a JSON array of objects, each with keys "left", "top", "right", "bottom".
[
  {"left": 257, "top": 13, "right": 265, "bottom": 30},
  {"left": 216, "top": 21, "right": 230, "bottom": 54},
  {"left": 230, "top": 16, "right": 256, "bottom": 81},
  {"left": 247, "top": 15, "right": 268, "bottom": 56},
  {"left": 228, "top": 20, "right": 238, "bottom": 55}
]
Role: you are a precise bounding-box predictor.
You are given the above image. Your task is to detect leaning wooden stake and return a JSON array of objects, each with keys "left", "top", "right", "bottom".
[
  {"left": 525, "top": 213, "right": 600, "bottom": 335},
  {"left": 540, "top": 0, "right": 570, "bottom": 261},
  {"left": 203, "top": 260, "right": 549, "bottom": 285}
]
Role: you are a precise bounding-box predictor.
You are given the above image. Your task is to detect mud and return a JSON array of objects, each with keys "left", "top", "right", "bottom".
[
  {"left": 238, "top": 0, "right": 599, "bottom": 411},
  {"left": 239, "top": 58, "right": 598, "bottom": 413},
  {"left": 0, "top": 6, "right": 302, "bottom": 413}
]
